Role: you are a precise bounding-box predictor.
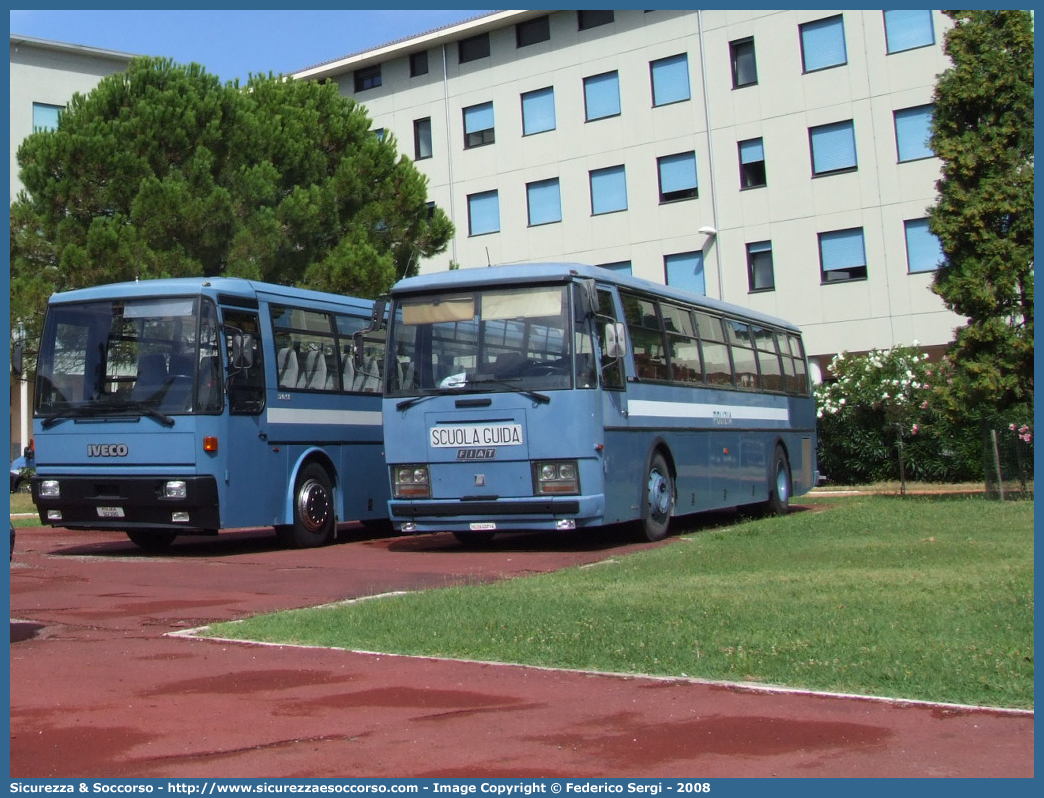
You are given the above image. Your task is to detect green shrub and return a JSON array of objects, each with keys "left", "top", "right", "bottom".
[{"left": 815, "top": 344, "right": 982, "bottom": 484}]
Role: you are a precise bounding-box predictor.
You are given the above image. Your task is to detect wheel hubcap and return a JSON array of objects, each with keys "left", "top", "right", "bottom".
[
  {"left": 297, "top": 479, "right": 331, "bottom": 532},
  {"left": 776, "top": 465, "right": 789, "bottom": 502},
  {"left": 648, "top": 469, "right": 671, "bottom": 517}
]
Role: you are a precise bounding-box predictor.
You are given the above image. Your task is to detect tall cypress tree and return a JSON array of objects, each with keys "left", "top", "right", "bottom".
[{"left": 927, "top": 11, "right": 1034, "bottom": 419}]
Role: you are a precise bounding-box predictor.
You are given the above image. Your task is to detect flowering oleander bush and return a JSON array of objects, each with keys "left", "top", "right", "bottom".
[{"left": 814, "top": 344, "right": 982, "bottom": 483}]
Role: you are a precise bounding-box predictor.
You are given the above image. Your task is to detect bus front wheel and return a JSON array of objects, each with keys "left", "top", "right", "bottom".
[
  {"left": 281, "top": 463, "right": 336, "bottom": 548},
  {"left": 641, "top": 451, "right": 675, "bottom": 542}
]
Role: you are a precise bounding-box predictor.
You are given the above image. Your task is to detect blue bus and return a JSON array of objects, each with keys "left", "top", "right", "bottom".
[
  {"left": 378, "top": 263, "right": 817, "bottom": 543},
  {"left": 30, "top": 277, "right": 389, "bottom": 549}
]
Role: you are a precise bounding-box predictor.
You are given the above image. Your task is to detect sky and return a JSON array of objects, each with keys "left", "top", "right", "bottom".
[{"left": 10, "top": 8, "right": 495, "bottom": 84}]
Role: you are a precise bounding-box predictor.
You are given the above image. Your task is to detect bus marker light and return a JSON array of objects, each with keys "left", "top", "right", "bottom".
[
  {"left": 172, "top": 512, "right": 190, "bottom": 523},
  {"left": 47, "top": 510, "right": 62, "bottom": 521},
  {"left": 556, "top": 519, "right": 576, "bottom": 530},
  {"left": 203, "top": 436, "right": 219, "bottom": 453}
]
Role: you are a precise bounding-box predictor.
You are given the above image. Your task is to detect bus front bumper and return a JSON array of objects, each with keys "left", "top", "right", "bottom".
[
  {"left": 31, "top": 474, "right": 221, "bottom": 533},
  {"left": 388, "top": 494, "right": 605, "bottom": 533}
]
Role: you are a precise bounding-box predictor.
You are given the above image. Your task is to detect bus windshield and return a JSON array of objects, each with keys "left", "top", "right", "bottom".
[
  {"left": 35, "top": 296, "right": 224, "bottom": 422},
  {"left": 387, "top": 284, "right": 596, "bottom": 397}
]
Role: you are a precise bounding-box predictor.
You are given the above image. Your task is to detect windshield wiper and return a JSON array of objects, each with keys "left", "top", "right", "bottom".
[
  {"left": 467, "top": 377, "right": 551, "bottom": 405},
  {"left": 42, "top": 399, "right": 175, "bottom": 429}
]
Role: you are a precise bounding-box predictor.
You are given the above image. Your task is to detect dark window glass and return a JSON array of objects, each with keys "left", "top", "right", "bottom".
[
  {"left": 730, "top": 38, "right": 758, "bottom": 88},
  {"left": 354, "top": 64, "right": 381, "bottom": 93},
  {"left": 578, "top": 10, "right": 614, "bottom": 30},
  {"left": 516, "top": 15, "right": 550, "bottom": 47},
  {"left": 459, "top": 33, "right": 490, "bottom": 64}
]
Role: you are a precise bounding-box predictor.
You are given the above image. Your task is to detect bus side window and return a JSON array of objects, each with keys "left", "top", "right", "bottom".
[
  {"left": 694, "top": 312, "right": 734, "bottom": 387},
  {"left": 224, "top": 310, "right": 265, "bottom": 414}
]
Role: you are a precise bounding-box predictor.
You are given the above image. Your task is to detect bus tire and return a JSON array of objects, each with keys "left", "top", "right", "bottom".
[
  {"left": 283, "top": 463, "right": 336, "bottom": 548},
  {"left": 126, "top": 530, "right": 177, "bottom": 550},
  {"left": 764, "top": 445, "right": 792, "bottom": 516},
  {"left": 641, "top": 451, "right": 674, "bottom": 542}
]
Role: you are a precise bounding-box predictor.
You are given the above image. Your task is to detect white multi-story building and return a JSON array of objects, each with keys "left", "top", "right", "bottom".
[
  {"left": 9, "top": 34, "right": 136, "bottom": 457},
  {"left": 294, "top": 9, "right": 960, "bottom": 380}
]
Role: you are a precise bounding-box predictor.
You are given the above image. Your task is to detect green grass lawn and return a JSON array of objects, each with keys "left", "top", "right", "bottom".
[{"left": 206, "top": 495, "right": 1034, "bottom": 710}]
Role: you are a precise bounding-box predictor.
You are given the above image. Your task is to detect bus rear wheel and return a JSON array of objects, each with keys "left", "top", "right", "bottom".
[
  {"left": 641, "top": 451, "right": 674, "bottom": 542},
  {"left": 765, "top": 445, "right": 792, "bottom": 516},
  {"left": 280, "top": 463, "right": 336, "bottom": 549},
  {"left": 126, "top": 530, "right": 177, "bottom": 550}
]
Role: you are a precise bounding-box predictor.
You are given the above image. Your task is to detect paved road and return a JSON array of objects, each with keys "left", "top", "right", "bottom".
[{"left": 9, "top": 520, "right": 1034, "bottom": 779}]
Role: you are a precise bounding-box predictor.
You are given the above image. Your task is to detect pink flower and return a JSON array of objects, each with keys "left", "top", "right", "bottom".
[{"left": 911, "top": 424, "right": 920, "bottom": 435}]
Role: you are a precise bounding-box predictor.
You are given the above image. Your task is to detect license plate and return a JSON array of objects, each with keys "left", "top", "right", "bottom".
[
  {"left": 96, "top": 507, "right": 125, "bottom": 519},
  {"left": 470, "top": 522, "right": 496, "bottom": 531}
]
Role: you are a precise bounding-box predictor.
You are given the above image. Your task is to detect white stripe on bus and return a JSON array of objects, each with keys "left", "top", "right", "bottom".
[
  {"left": 627, "top": 399, "right": 790, "bottom": 423},
  {"left": 267, "top": 408, "right": 382, "bottom": 426}
]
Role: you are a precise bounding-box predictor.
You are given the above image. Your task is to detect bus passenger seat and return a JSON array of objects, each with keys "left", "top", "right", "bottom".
[
  {"left": 297, "top": 348, "right": 327, "bottom": 390},
  {"left": 341, "top": 349, "right": 356, "bottom": 391},
  {"left": 277, "top": 347, "right": 299, "bottom": 389}
]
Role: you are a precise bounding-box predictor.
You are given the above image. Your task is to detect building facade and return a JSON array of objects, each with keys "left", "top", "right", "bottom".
[
  {"left": 294, "top": 9, "right": 960, "bottom": 381},
  {"left": 9, "top": 34, "right": 136, "bottom": 457}
]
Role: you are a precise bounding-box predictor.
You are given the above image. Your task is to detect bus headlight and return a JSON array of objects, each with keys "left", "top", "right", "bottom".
[
  {"left": 533, "top": 460, "right": 580, "bottom": 495},
  {"left": 393, "top": 465, "right": 431, "bottom": 499},
  {"left": 164, "top": 481, "right": 188, "bottom": 499},
  {"left": 39, "top": 480, "right": 60, "bottom": 498}
]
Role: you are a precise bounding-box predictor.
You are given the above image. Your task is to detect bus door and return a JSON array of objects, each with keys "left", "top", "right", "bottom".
[
  {"left": 217, "top": 306, "right": 275, "bottom": 528},
  {"left": 594, "top": 288, "right": 631, "bottom": 523}
]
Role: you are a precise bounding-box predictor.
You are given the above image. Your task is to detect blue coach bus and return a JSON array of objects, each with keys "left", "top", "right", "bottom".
[
  {"left": 378, "top": 263, "right": 818, "bottom": 543},
  {"left": 30, "top": 277, "right": 389, "bottom": 549}
]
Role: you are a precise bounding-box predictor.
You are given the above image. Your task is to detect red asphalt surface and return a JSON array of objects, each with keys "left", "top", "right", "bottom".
[{"left": 8, "top": 515, "right": 1034, "bottom": 779}]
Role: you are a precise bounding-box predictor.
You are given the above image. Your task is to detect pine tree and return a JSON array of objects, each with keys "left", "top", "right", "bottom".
[
  {"left": 11, "top": 57, "right": 453, "bottom": 357},
  {"left": 927, "top": 11, "right": 1034, "bottom": 419}
]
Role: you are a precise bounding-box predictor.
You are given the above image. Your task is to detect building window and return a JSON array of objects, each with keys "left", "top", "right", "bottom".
[
  {"left": 373, "top": 128, "right": 385, "bottom": 142},
  {"left": 904, "top": 219, "right": 944, "bottom": 274},
  {"left": 589, "top": 165, "right": 627, "bottom": 215},
  {"left": 463, "top": 102, "right": 495, "bottom": 149},
  {"left": 521, "top": 87, "right": 556, "bottom": 136},
  {"left": 354, "top": 64, "right": 382, "bottom": 92},
  {"left": 516, "top": 15, "right": 550, "bottom": 47},
  {"left": 584, "top": 71, "right": 621, "bottom": 121},
  {"left": 650, "top": 54, "right": 690, "bottom": 107},
  {"left": 819, "top": 228, "right": 867, "bottom": 283},
  {"left": 809, "top": 120, "right": 857, "bottom": 176},
  {"left": 738, "top": 138, "right": 767, "bottom": 189},
  {"left": 665, "top": 252, "right": 705, "bottom": 295},
  {"left": 410, "top": 51, "right": 429, "bottom": 77},
  {"left": 459, "top": 33, "right": 490, "bottom": 64},
  {"left": 746, "top": 241, "right": 775, "bottom": 292},
  {"left": 730, "top": 38, "right": 758, "bottom": 88},
  {"left": 526, "top": 178, "right": 562, "bottom": 227},
  {"left": 894, "top": 105, "right": 934, "bottom": 162},
  {"left": 467, "top": 190, "right": 500, "bottom": 236},
  {"left": 413, "top": 118, "right": 432, "bottom": 160},
  {"left": 800, "top": 15, "right": 847, "bottom": 73},
  {"left": 32, "top": 102, "right": 62, "bottom": 132},
  {"left": 884, "top": 10, "right": 935, "bottom": 54},
  {"left": 598, "top": 261, "right": 632, "bottom": 275},
  {"left": 657, "top": 152, "right": 698, "bottom": 203},
  {"left": 578, "top": 11, "right": 614, "bottom": 31}
]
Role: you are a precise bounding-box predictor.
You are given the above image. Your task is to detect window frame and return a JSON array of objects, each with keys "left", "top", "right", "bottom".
[
  {"left": 458, "top": 33, "right": 490, "bottom": 64},
  {"left": 353, "top": 64, "right": 382, "bottom": 93},
  {"left": 583, "top": 71, "right": 621, "bottom": 122},
  {"left": 738, "top": 137, "right": 767, "bottom": 189},
  {"left": 730, "top": 37, "right": 758, "bottom": 88},
  {"left": 818, "top": 227, "right": 868, "bottom": 284},
  {"left": 657, "top": 151, "right": 699, "bottom": 203},
  {"left": 463, "top": 101, "right": 495, "bottom": 149},
  {"left": 650, "top": 53, "right": 690, "bottom": 107},
  {"left": 799, "top": 15, "right": 848, "bottom": 73},
  {"left": 894, "top": 105, "right": 934, "bottom": 163},
  {"left": 664, "top": 251, "right": 706, "bottom": 296},
  {"left": 467, "top": 190, "right": 500, "bottom": 237},
  {"left": 413, "top": 117, "right": 432, "bottom": 161},
  {"left": 904, "top": 218, "right": 944, "bottom": 274},
  {"left": 32, "top": 102, "right": 63, "bottom": 133},
  {"left": 521, "top": 86, "right": 556, "bottom": 136},
  {"left": 516, "top": 15, "right": 550, "bottom": 47},
  {"left": 526, "top": 177, "right": 563, "bottom": 227},
  {"left": 809, "top": 120, "right": 858, "bottom": 176},
  {"left": 884, "top": 10, "right": 935, "bottom": 54},
  {"left": 589, "top": 165, "right": 628, "bottom": 216},
  {"left": 746, "top": 241, "right": 775, "bottom": 292}
]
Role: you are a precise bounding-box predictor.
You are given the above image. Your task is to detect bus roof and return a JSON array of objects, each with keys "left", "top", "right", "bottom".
[
  {"left": 45, "top": 277, "right": 373, "bottom": 313},
  {"left": 391, "top": 263, "right": 802, "bottom": 333}
]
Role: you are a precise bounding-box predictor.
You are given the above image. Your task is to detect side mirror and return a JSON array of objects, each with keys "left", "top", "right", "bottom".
[
  {"left": 605, "top": 322, "right": 626, "bottom": 359},
  {"left": 370, "top": 297, "right": 387, "bottom": 330},
  {"left": 11, "top": 341, "right": 23, "bottom": 378},
  {"left": 232, "top": 334, "right": 255, "bottom": 369}
]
